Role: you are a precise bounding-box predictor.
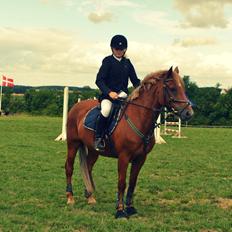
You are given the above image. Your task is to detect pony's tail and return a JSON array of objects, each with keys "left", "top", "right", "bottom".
[{"left": 78, "top": 144, "right": 94, "bottom": 194}]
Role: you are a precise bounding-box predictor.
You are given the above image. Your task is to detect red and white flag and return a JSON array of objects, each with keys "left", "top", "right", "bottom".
[{"left": 2, "top": 75, "right": 14, "bottom": 88}]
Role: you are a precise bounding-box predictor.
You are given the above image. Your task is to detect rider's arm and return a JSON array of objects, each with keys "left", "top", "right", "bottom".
[{"left": 95, "top": 58, "right": 111, "bottom": 95}]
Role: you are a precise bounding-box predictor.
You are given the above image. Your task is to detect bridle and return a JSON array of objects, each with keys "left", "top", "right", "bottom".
[
  {"left": 163, "top": 78, "right": 191, "bottom": 115},
  {"left": 122, "top": 76, "right": 191, "bottom": 115}
]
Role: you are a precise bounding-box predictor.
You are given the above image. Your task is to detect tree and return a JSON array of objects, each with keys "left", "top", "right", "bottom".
[
  {"left": 182, "top": 75, "right": 198, "bottom": 102},
  {"left": 212, "top": 88, "right": 232, "bottom": 125},
  {"left": 2, "top": 87, "right": 13, "bottom": 114}
]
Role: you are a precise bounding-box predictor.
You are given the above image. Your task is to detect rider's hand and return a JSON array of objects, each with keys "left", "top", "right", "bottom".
[{"left": 109, "top": 91, "right": 118, "bottom": 99}]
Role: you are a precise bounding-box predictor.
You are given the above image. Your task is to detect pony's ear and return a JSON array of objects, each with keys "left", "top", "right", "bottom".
[
  {"left": 166, "top": 66, "right": 173, "bottom": 79},
  {"left": 174, "top": 66, "right": 179, "bottom": 74}
]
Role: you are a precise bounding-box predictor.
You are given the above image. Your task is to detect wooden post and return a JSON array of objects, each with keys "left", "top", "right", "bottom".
[
  {"left": 55, "top": 87, "right": 69, "bottom": 141},
  {"left": 155, "top": 114, "right": 166, "bottom": 144}
]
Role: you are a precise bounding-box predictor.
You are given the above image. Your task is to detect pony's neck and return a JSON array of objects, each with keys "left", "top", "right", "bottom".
[
  {"left": 137, "top": 84, "right": 162, "bottom": 118},
  {"left": 127, "top": 84, "right": 162, "bottom": 134}
]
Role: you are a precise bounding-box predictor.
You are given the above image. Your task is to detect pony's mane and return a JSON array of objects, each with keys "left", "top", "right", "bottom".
[{"left": 129, "top": 70, "right": 167, "bottom": 101}]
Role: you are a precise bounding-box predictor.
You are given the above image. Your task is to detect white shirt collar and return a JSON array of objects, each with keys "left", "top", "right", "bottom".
[{"left": 113, "top": 54, "right": 122, "bottom": 62}]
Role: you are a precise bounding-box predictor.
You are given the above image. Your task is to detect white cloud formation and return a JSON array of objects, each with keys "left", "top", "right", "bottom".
[
  {"left": 174, "top": 0, "right": 232, "bottom": 28},
  {"left": 126, "top": 40, "right": 232, "bottom": 88},
  {"left": 0, "top": 27, "right": 108, "bottom": 86},
  {"left": 81, "top": 0, "right": 140, "bottom": 9},
  {"left": 88, "top": 12, "right": 113, "bottom": 23},
  {"left": 77, "top": 0, "right": 141, "bottom": 23},
  {"left": 0, "top": 26, "right": 231, "bottom": 88},
  {"left": 173, "top": 37, "right": 217, "bottom": 47},
  {"left": 133, "top": 10, "right": 178, "bottom": 29}
]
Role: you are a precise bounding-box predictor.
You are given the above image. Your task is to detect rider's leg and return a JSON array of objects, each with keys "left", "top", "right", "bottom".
[{"left": 94, "top": 99, "right": 112, "bottom": 151}]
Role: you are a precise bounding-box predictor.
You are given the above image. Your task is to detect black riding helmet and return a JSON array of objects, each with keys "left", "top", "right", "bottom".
[{"left": 110, "top": 35, "right": 127, "bottom": 50}]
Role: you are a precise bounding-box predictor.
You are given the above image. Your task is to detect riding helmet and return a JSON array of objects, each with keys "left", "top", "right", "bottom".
[{"left": 110, "top": 35, "right": 128, "bottom": 50}]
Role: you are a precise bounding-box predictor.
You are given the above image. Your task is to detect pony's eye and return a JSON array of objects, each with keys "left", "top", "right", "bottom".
[{"left": 170, "top": 87, "right": 177, "bottom": 95}]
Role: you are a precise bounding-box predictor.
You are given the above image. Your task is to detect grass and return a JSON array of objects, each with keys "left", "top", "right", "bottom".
[{"left": 0, "top": 115, "right": 232, "bottom": 232}]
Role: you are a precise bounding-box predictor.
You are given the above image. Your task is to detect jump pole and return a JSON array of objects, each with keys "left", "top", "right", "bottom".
[
  {"left": 55, "top": 87, "right": 69, "bottom": 141},
  {"left": 163, "top": 109, "right": 186, "bottom": 138},
  {"left": 155, "top": 114, "right": 166, "bottom": 144}
]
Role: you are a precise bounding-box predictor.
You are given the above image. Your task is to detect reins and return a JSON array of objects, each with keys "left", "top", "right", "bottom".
[
  {"left": 115, "top": 98, "right": 162, "bottom": 153},
  {"left": 113, "top": 98, "right": 161, "bottom": 153},
  {"left": 116, "top": 98, "right": 164, "bottom": 113}
]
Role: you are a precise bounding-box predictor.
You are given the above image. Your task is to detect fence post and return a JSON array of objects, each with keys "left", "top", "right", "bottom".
[{"left": 55, "top": 87, "right": 69, "bottom": 141}]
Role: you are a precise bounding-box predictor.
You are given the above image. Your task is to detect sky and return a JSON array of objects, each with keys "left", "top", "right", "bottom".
[{"left": 0, "top": 0, "right": 232, "bottom": 89}]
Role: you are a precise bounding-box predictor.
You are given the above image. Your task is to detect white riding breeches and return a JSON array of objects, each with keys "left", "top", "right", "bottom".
[
  {"left": 100, "top": 91, "right": 128, "bottom": 118},
  {"left": 100, "top": 99, "right": 112, "bottom": 118}
]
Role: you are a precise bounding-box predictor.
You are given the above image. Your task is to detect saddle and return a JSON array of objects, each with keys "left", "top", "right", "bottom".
[{"left": 83, "top": 99, "right": 125, "bottom": 136}]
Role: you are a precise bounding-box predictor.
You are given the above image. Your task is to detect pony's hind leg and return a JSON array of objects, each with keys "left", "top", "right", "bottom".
[
  {"left": 85, "top": 150, "right": 99, "bottom": 204},
  {"left": 65, "top": 141, "right": 79, "bottom": 204}
]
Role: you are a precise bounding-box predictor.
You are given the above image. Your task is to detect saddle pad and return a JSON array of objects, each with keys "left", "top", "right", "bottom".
[{"left": 83, "top": 106, "right": 119, "bottom": 135}]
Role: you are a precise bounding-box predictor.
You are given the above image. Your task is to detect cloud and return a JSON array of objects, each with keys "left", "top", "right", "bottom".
[
  {"left": 0, "top": 28, "right": 73, "bottom": 70},
  {"left": 78, "top": 0, "right": 140, "bottom": 23},
  {"left": 0, "top": 27, "right": 231, "bottom": 88},
  {"left": 104, "top": 0, "right": 140, "bottom": 8},
  {"left": 133, "top": 10, "right": 178, "bottom": 31},
  {"left": 88, "top": 12, "right": 113, "bottom": 23},
  {"left": 174, "top": 0, "right": 232, "bottom": 28},
  {"left": 126, "top": 40, "right": 232, "bottom": 88},
  {"left": 0, "top": 27, "right": 110, "bottom": 86},
  {"left": 173, "top": 37, "right": 217, "bottom": 47},
  {"left": 0, "top": 28, "right": 106, "bottom": 74}
]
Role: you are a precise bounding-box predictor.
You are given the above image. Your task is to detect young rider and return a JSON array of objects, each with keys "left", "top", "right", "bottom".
[{"left": 95, "top": 34, "right": 141, "bottom": 151}]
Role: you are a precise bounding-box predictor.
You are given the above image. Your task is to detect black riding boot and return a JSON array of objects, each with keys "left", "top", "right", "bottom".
[{"left": 94, "top": 114, "right": 107, "bottom": 151}]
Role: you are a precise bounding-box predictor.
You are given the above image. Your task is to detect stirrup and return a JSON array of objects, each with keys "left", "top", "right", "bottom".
[{"left": 94, "top": 138, "right": 105, "bottom": 151}]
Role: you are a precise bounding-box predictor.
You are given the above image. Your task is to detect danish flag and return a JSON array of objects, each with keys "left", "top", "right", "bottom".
[{"left": 2, "top": 75, "right": 14, "bottom": 88}]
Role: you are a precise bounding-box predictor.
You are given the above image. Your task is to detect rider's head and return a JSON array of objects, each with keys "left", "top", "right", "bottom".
[{"left": 110, "top": 34, "right": 127, "bottom": 58}]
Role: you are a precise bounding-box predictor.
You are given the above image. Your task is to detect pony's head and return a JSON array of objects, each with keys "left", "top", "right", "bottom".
[
  {"left": 129, "top": 66, "right": 194, "bottom": 121},
  {"left": 161, "top": 66, "right": 193, "bottom": 121}
]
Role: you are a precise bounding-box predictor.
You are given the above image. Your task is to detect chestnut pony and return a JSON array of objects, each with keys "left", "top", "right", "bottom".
[{"left": 65, "top": 66, "right": 193, "bottom": 218}]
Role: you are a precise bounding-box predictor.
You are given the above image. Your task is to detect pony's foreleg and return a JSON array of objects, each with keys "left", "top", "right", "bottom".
[
  {"left": 115, "top": 154, "right": 130, "bottom": 219},
  {"left": 65, "top": 141, "right": 79, "bottom": 204},
  {"left": 85, "top": 151, "right": 99, "bottom": 204},
  {"left": 125, "top": 154, "right": 147, "bottom": 216}
]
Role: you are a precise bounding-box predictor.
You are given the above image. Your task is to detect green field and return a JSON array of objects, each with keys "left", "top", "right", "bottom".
[{"left": 0, "top": 116, "right": 232, "bottom": 232}]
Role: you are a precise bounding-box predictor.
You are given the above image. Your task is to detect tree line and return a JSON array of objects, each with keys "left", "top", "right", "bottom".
[
  {"left": 1, "top": 86, "right": 98, "bottom": 116},
  {"left": 183, "top": 76, "right": 232, "bottom": 125},
  {"left": 1, "top": 78, "right": 232, "bottom": 126}
]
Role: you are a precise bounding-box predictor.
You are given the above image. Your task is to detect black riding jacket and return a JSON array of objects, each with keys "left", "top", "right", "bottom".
[{"left": 96, "top": 55, "right": 140, "bottom": 97}]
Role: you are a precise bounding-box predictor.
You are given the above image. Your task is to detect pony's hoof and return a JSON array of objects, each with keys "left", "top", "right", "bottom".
[
  {"left": 67, "top": 197, "right": 75, "bottom": 205},
  {"left": 125, "top": 206, "right": 137, "bottom": 216},
  {"left": 66, "top": 192, "right": 75, "bottom": 205},
  {"left": 87, "top": 196, "right": 96, "bottom": 204},
  {"left": 115, "top": 210, "right": 128, "bottom": 219}
]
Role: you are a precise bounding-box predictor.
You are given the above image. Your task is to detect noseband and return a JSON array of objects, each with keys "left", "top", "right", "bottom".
[{"left": 163, "top": 78, "right": 191, "bottom": 115}]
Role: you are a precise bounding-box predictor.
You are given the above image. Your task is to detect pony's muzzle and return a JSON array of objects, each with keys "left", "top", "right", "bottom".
[{"left": 179, "top": 108, "right": 194, "bottom": 121}]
